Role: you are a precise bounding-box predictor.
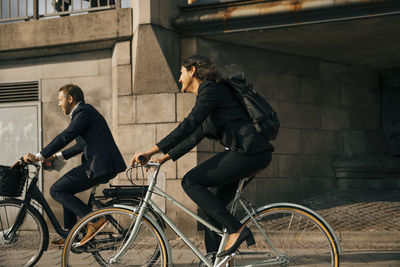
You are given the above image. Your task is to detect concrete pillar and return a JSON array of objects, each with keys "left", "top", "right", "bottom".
[
  {"left": 131, "top": 0, "right": 181, "bottom": 95},
  {"left": 125, "top": 1, "right": 185, "bottom": 226},
  {"left": 111, "top": 41, "right": 132, "bottom": 138}
]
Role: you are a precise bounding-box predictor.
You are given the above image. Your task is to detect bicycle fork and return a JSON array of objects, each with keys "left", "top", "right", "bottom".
[
  {"left": 108, "top": 165, "right": 161, "bottom": 264},
  {"left": 0, "top": 204, "right": 28, "bottom": 244},
  {"left": 108, "top": 206, "right": 146, "bottom": 264}
]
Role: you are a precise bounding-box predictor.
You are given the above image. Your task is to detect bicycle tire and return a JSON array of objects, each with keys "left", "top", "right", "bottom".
[
  {"left": 62, "top": 206, "right": 170, "bottom": 267},
  {"left": 0, "top": 199, "right": 49, "bottom": 267},
  {"left": 97, "top": 198, "right": 161, "bottom": 266},
  {"left": 234, "top": 203, "right": 340, "bottom": 267}
]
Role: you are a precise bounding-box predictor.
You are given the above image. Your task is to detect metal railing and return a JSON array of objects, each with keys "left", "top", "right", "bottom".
[
  {"left": 0, "top": 0, "right": 30, "bottom": 22},
  {"left": 0, "top": 0, "right": 130, "bottom": 23}
]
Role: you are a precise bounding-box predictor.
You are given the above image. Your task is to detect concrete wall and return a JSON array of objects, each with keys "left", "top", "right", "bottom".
[
  {"left": 181, "top": 37, "right": 382, "bottom": 206},
  {"left": 117, "top": 28, "right": 382, "bottom": 237},
  {"left": 0, "top": 1, "right": 192, "bottom": 234},
  {"left": 0, "top": 6, "right": 134, "bottom": 228},
  {"left": 0, "top": 49, "right": 117, "bottom": 228},
  {"left": 0, "top": 0, "right": 385, "bottom": 238},
  {"left": 0, "top": 8, "right": 132, "bottom": 60},
  {"left": 114, "top": 0, "right": 202, "bottom": 237}
]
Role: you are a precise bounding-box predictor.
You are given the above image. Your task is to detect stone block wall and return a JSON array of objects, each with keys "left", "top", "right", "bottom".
[
  {"left": 181, "top": 37, "right": 382, "bottom": 205},
  {"left": 0, "top": 49, "right": 115, "bottom": 227},
  {"left": 0, "top": 0, "right": 387, "bottom": 238}
]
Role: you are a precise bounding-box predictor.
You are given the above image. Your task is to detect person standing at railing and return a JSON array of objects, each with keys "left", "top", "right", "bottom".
[
  {"left": 23, "top": 84, "right": 126, "bottom": 246},
  {"left": 52, "top": 0, "right": 115, "bottom": 13},
  {"left": 131, "top": 55, "right": 274, "bottom": 258},
  {"left": 53, "top": 0, "right": 71, "bottom": 12},
  {"left": 89, "top": 0, "right": 115, "bottom": 8}
]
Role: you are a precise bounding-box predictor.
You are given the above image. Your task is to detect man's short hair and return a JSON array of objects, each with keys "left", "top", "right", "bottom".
[{"left": 59, "top": 84, "right": 85, "bottom": 102}]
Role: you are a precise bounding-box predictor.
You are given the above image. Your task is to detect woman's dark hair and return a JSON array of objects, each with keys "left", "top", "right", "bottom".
[
  {"left": 182, "top": 55, "right": 221, "bottom": 82},
  {"left": 59, "top": 84, "right": 85, "bottom": 103}
]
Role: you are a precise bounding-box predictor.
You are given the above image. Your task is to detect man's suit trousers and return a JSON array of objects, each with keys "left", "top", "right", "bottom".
[{"left": 50, "top": 165, "right": 115, "bottom": 230}]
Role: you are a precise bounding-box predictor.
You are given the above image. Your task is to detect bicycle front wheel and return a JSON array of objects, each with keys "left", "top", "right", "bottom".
[
  {"left": 62, "top": 207, "right": 169, "bottom": 267},
  {"left": 0, "top": 199, "right": 49, "bottom": 267},
  {"left": 235, "top": 204, "right": 340, "bottom": 267}
]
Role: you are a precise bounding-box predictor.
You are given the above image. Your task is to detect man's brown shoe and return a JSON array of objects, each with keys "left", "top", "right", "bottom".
[
  {"left": 73, "top": 217, "right": 108, "bottom": 247},
  {"left": 50, "top": 238, "right": 65, "bottom": 246}
]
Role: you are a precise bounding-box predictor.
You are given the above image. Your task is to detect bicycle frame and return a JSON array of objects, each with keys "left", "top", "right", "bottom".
[
  {"left": 9, "top": 165, "right": 111, "bottom": 240},
  {"left": 14, "top": 170, "right": 69, "bottom": 238},
  {"left": 110, "top": 163, "right": 284, "bottom": 267}
]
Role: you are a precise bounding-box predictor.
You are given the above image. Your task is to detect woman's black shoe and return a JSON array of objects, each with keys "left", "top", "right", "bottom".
[{"left": 217, "top": 227, "right": 255, "bottom": 257}]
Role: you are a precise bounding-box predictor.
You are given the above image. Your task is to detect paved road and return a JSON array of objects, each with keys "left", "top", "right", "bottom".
[
  {"left": 6, "top": 190, "right": 400, "bottom": 266},
  {"left": 36, "top": 246, "right": 400, "bottom": 266}
]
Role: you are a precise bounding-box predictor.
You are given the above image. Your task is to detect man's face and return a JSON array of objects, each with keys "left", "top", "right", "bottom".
[
  {"left": 179, "top": 66, "right": 195, "bottom": 93},
  {"left": 58, "top": 91, "right": 73, "bottom": 115}
]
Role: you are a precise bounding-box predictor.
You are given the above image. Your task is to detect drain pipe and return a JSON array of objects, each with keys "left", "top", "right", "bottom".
[{"left": 174, "top": 0, "right": 400, "bottom": 35}]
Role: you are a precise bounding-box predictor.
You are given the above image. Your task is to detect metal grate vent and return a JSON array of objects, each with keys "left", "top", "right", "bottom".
[{"left": 0, "top": 81, "right": 39, "bottom": 103}]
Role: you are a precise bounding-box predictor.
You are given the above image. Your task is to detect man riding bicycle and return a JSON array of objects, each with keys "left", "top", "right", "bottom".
[{"left": 24, "top": 84, "right": 126, "bottom": 246}]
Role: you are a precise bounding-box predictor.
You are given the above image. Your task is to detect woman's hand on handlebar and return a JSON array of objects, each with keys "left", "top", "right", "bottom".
[
  {"left": 130, "top": 146, "right": 171, "bottom": 167},
  {"left": 131, "top": 153, "right": 151, "bottom": 166},
  {"left": 152, "top": 154, "right": 172, "bottom": 165}
]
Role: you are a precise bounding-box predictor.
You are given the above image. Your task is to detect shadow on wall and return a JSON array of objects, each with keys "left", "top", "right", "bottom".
[{"left": 381, "top": 67, "right": 400, "bottom": 157}]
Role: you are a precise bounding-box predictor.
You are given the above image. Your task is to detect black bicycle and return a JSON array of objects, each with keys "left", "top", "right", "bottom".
[{"left": 0, "top": 159, "right": 163, "bottom": 267}]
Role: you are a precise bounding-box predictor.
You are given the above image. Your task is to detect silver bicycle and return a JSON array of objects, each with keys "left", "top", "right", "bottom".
[{"left": 62, "top": 161, "right": 341, "bottom": 266}]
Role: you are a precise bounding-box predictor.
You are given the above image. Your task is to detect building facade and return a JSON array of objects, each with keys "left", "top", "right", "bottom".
[{"left": 1, "top": 0, "right": 400, "bottom": 237}]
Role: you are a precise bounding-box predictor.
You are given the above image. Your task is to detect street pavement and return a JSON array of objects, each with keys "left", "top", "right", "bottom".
[{"left": 34, "top": 190, "right": 400, "bottom": 266}]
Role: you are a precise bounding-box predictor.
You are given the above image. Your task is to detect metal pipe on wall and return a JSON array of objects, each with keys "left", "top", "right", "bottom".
[{"left": 175, "top": 0, "right": 400, "bottom": 35}]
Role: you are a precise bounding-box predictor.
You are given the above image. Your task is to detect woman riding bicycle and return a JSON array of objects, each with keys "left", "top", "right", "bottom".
[{"left": 131, "top": 55, "right": 273, "bottom": 257}]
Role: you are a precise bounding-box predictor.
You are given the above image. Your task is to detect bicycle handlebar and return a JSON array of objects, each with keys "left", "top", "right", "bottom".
[
  {"left": 17, "top": 156, "right": 40, "bottom": 169},
  {"left": 138, "top": 155, "right": 146, "bottom": 162},
  {"left": 135, "top": 155, "right": 160, "bottom": 168},
  {"left": 144, "top": 161, "right": 160, "bottom": 168},
  {"left": 132, "top": 161, "right": 160, "bottom": 169}
]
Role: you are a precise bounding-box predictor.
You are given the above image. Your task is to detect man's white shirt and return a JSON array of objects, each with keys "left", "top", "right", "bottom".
[{"left": 36, "top": 101, "right": 82, "bottom": 161}]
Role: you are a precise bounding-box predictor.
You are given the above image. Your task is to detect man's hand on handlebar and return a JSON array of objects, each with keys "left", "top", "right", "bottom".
[
  {"left": 23, "top": 153, "right": 39, "bottom": 164},
  {"left": 42, "top": 154, "right": 56, "bottom": 166}
]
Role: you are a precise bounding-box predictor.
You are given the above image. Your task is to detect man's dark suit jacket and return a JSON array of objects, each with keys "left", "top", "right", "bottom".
[
  {"left": 157, "top": 80, "right": 274, "bottom": 161},
  {"left": 41, "top": 102, "right": 126, "bottom": 179}
]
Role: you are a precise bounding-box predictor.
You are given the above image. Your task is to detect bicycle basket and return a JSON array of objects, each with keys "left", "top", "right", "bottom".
[{"left": 0, "top": 165, "right": 28, "bottom": 197}]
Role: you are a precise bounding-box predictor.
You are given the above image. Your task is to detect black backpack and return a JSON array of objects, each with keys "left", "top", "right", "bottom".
[{"left": 224, "top": 73, "right": 280, "bottom": 140}]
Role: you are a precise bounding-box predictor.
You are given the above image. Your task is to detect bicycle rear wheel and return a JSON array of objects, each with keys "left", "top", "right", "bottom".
[
  {"left": 234, "top": 204, "right": 340, "bottom": 267},
  {"left": 0, "top": 199, "right": 48, "bottom": 267},
  {"left": 62, "top": 207, "right": 169, "bottom": 267}
]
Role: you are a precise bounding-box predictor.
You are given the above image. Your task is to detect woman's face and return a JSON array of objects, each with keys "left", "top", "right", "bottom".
[{"left": 179, "top": 66, "right": 195, "bottom": 94}]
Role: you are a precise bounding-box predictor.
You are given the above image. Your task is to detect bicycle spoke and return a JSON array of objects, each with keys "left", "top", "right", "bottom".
[
  {"left": 235, "top": 206, "right": 338, "bottom": 267},
  {"left": 0, "top": 200, "right": 46, "bottom": 267},
  {"left": 63, "top": 208, "right": 168, "bottom": 266}
]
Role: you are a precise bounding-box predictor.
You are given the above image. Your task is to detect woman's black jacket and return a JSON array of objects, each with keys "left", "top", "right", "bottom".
[{"left": 156, "top": 80, "right": 274, "bottom": 161}]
